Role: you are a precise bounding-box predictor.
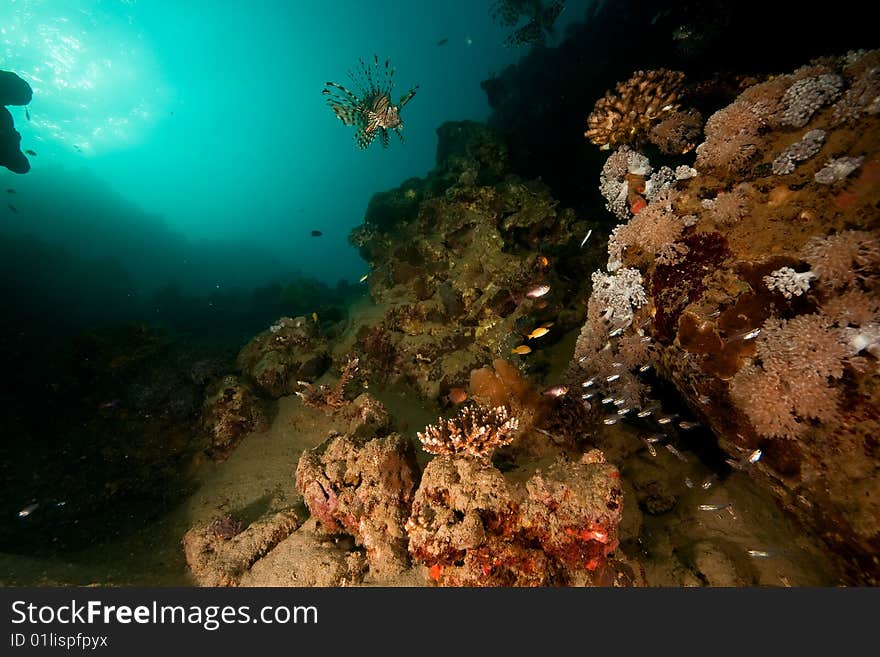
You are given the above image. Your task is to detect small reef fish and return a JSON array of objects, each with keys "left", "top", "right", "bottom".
[
  {"left": 311, "top": 230, "right": 323, "bottom": 237},
  {"left": 642, "top": 438, "right": 657, "bottom": 456},
  {"left": 527, "top": 326, "right": 550, "bottom": 339},
  {"left": 25, "top": 149, "right": 36, "bottom": 156},
  {"left": 665, "top": 444, "right": 688, "bottom": 461},
  {"left": 541, "top": 384, "right": 568, "bottom": 397},
  {"left": 605, "top": 373, "right": 620, "bottom": 383},
  {"left": 679, "top": 420, "right": 701, "bottom": 430},
  {"left": 6, "top": 188, "right": 14, "bottom": 193},
  {"left": 525, "top": 284, "right": 550, "bottom": 299},
  {"left": 8, "top": 204, "right": 17, "bottom": 213},
  {"left": 608, "top": 326, "right": 625, "bottom": 337},
  {"left": 447, "top": 387, "right": 468, "bottom": 404},
  {"left": 511, "top": 344, "right": 532, "bottom": 355},
  {"left": 25, "top": 107, "right": 30, "bottom": 121},
  {"left": 580, "top": 229, "right": 592, "bottom": 248},
  {"left": 536, "top": 255, "right": 550, "bottom": 268},
  {"left": 323, "top": 55, "right": 418, "bottom": 150},
  {"left": 747, "top": 448, "right": 763, "bottom": 464},
  {"left": 17, "top": 502, "right": 39, "bottom": 518},
  {"left": 747, "top": 550, "right": 771, "bottom": 558},
  {"left": 436, "top": 37, "right": 449, "bottom": 46},
  {"left": 312, "top": 312, "right": 318, "bottom": 323},
  {"left": 359, "top": 273, "right": 370, "bottom": 283}
]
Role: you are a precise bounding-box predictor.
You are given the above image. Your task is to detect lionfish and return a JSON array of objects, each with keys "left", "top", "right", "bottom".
[
  {"left": 322, "top": 55, "right": 418, "bottom": 150},
  {"left": 490, "top": 0, "right": 566, "bottom": 47}
]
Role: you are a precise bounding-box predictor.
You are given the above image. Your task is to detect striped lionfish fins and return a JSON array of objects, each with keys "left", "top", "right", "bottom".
[
  {"left": 322, "top": 81, "right": 362, "bottom": 126},
  {"left": 324, "top": 55, "right": 418, "bottom": 150}
]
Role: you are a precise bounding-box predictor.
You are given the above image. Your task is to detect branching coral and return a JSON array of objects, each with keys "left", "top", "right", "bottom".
[
  {"left": 417, "top": 403, "right": 520, "bottom": 460},
  {"left": 585, "top": 69, "right": 687, "bottom": 149}
]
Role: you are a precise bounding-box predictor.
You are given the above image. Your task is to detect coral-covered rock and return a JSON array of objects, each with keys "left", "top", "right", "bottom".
[
  {"left": 183, "top": 511, "right": 300, "bottom": 586},
  {"left": 346, "top": 393, "right": 393, "bottom": 438},
  {"left": 406, "top": 451, "right": 625, "bottom": 586},
  {"left": 237, "top": 316, "right": 330, "bottom": 398},
  {"left": 346, "top": 121, "right": 591, "bottom": 406},
  {"left": 201, "top": 374, "right": 269, "bottom": 461},
  {"left": 239, "top": 519, "right": 368, "bottom": 587},
  {"left": 295, "top": 432, "right": 419, "bottom": 577}
]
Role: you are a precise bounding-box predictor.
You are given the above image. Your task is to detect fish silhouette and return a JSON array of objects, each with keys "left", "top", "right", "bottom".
[{"left": 311, "top": 229, "right": 323, "bottom": 237}]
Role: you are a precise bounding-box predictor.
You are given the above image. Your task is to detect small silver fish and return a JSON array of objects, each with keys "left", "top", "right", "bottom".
[
  {"left": 616, "top": 407, "right": 632, "bottom": 416},
  {"left": 605, "top": 373, "right": 620, "bottom": 383},
  {"left": 684, "top": 477, "right": 694, "bottom": 488},
  {"left": 701, "top": 478, "right": 714, "bottom": 490},
  {"left": 17, "top": 502, "right": 39, "bottom": 518},
  {"left": 581, "top": 392, "right": 595, "bottom": 400},
  {"left": 742, "top": 328, "right": 761, "bottom": 340},
  {"left": 698, "top": 503, "right": 730, "bottom": 512},
  {"left": 613, "top": 398, "right": 626, "bottom": 406},
  {"left": 608, "top": 326, "right": 625, "bottom": 337},
  {"left": 666, "top": 444, "right": 688, "bottom": 461},
  {"left": 747, "top": 449, "right": 763, "bottom": 464},
  {"left": 582, "top": 378, "right": 595, "bottom": 388},
  {"left": 645, "top": 434, "right": 664, "bottom": 443},
  {"left": 603, "top": 417, "right": 619, "bottom": 425},
  {"left": 643, "top": 438, "right": 657, "bottom": 456},
  {"left": 657, "top": 415, "right": 675, "bottom": 425},
  {"left": 638, "top": 364, "right": 651, "bottom": 373},
  {"left": 601, "top": 397, "right": 614, "bottom": 404},
  {"left": 525, "top": 284, "right": 551, "bottom": 299},
  {"left": 747, "top": 549, "right": 771, "bottom": 558},
  {"left": 637, "top": 408, "right": 655, "bottom": 418},
  {"left": 579, "top": 229, "right": 592, "bottom": 248},
  {"left": 679, "top": 420, "right": 700, "bottom": 430}
]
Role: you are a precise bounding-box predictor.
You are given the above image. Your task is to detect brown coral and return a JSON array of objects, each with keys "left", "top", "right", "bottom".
[
  {"left": 585, "top": 69, "right": 687, "bottom": 149},
  {"left": 730, "top": 314, "right": 848, "bottom": 438},
  {"left": 801, "top": 230, "right": 880, "bottom": 290},
  {"left": 648, "top": 108, "right": 703, "bottom": 155}
]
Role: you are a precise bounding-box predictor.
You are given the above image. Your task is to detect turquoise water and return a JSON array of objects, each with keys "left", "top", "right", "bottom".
[{"left": 2, "top": 0, "right": 589, "bottom": 290}]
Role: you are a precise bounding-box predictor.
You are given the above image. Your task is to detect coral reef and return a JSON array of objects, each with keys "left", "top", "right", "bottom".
[
  {"left": 346, "top": 120, "right": 590, "bottom": 404},
  {"left": 576, "top": 50, "right": 880, "bottom": 583},
  {"left": 295, "top": 432, "right": 419, "bottom": 577}
]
